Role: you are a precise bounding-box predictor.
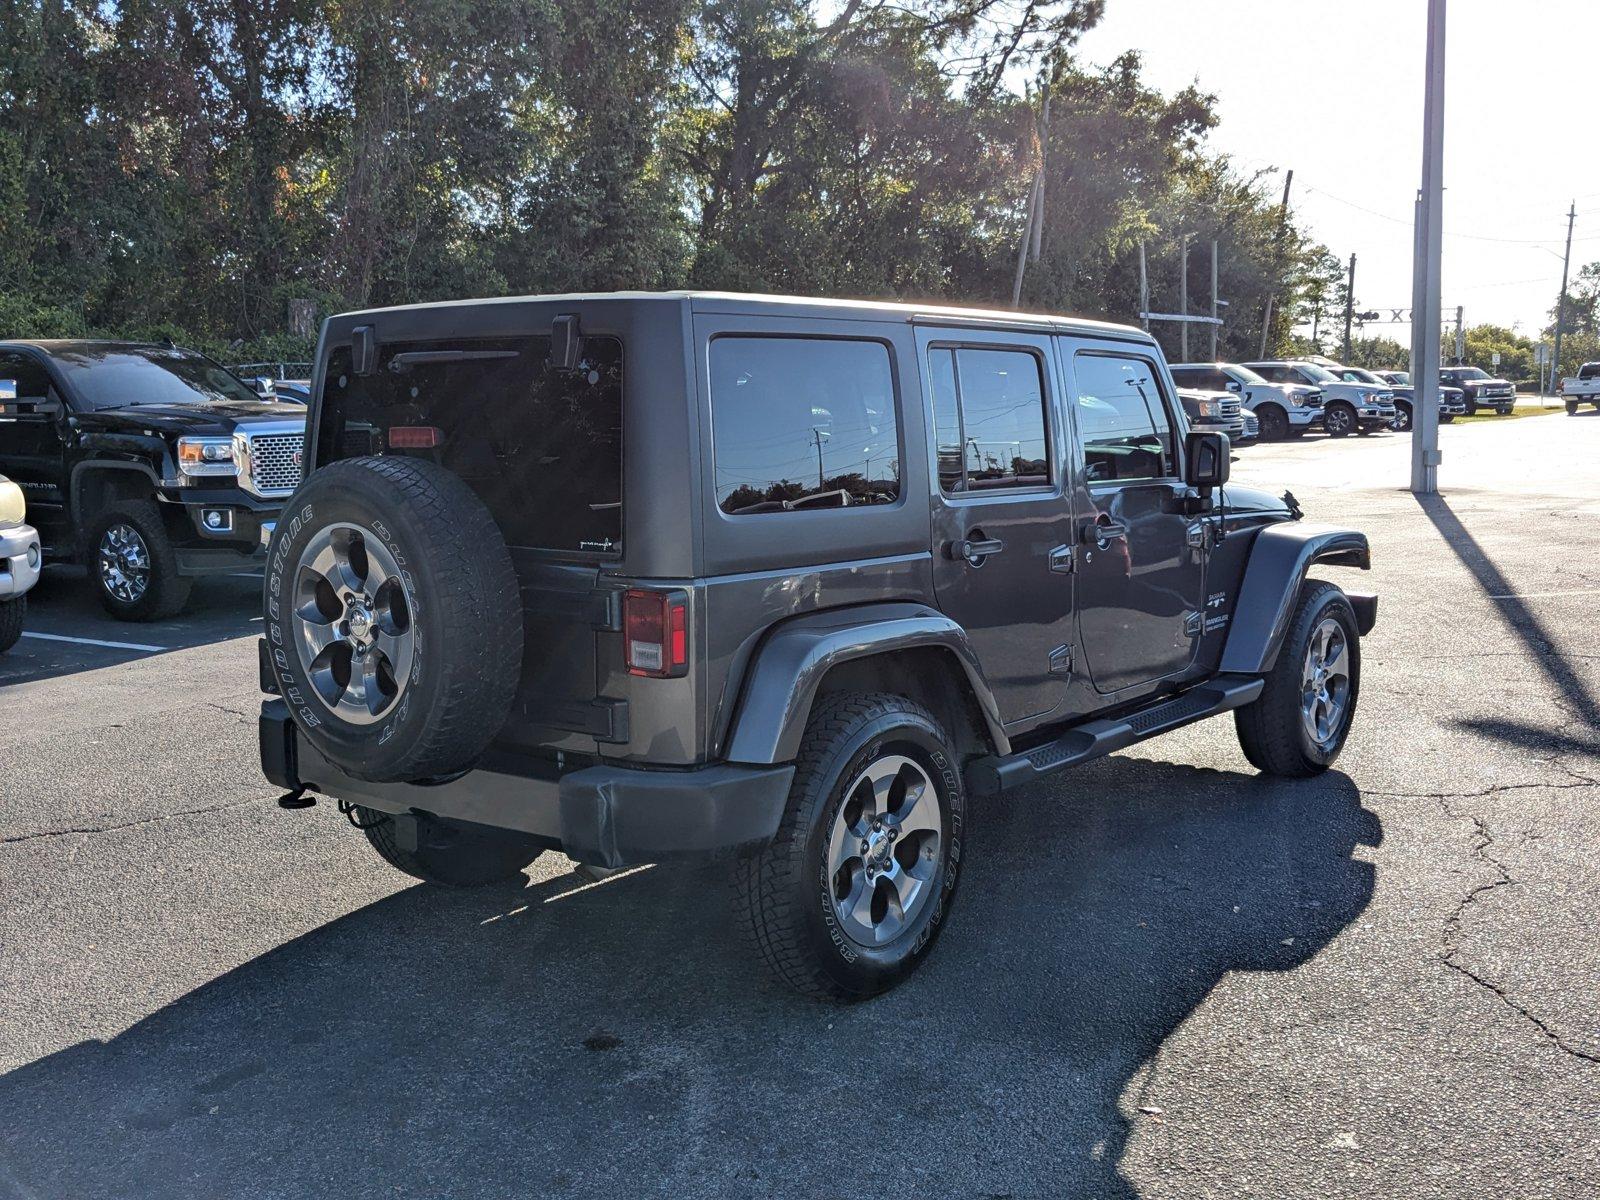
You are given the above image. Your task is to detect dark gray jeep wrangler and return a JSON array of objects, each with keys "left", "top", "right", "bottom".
[{"left": 258, "top": 292, "right": 1376, "bottom": 1000}]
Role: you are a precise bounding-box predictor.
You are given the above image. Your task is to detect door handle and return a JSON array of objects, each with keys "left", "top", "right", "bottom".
[
  {"left": 1081, "top": 515, "right": 1128, "bottom": 550},
  {"left": 946, "top": 534, "right": 1005, "bottom": 565}
]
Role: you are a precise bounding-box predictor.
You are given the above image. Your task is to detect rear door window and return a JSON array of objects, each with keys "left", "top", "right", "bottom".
[
  {"left": 321, "top": 335, "right": 623, "bottom": 555},
  {"left": 927, "top": 347, "right": 1050, "bottom": 493},
  {"left": 709, "top": 336, "right": 900, "bottom": 515}
]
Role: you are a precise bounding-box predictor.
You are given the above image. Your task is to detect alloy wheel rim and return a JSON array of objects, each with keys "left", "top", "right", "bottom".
[
  {"left": 1301, "top": 617, "right": 1351, "bottom": 749},
  {"left": 826, "top": 753, "right": 943, "bottom": 947},
  {"left": 98, "top": 523, "right": 150, "bottom": 603},
  {"left": 291, "top": 523, "right": 415, "bottom": 725},
  {"left": 1329, "top": 407, "right": 1352, "bottom": 433}
]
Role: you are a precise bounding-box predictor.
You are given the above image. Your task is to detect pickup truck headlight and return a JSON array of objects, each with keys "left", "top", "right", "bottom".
[
  {"left": 178, "top": 436, "right": 238, "bottom": 478},
  {"left": 1193, "top": 398, "right": 1223, "bottom": 418}
]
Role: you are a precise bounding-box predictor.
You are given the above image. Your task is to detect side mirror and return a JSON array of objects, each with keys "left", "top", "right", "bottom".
[
  {"left": 1184, "top": 430, "right": 1230, "bottom": 490},
  {"left": 1225, "top": 380, "right": 1241, "bottom": 392},
  {"left": 254, "top": 376, "right": 276, "bottom": 398}
]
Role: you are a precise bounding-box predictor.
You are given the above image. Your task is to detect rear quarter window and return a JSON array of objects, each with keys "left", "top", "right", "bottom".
[
  {"left": 709, "top": 336, "right": 900, "bottom": 516},
  {"left": 319, "top": 335, "right": 623, "bottom": 555}
]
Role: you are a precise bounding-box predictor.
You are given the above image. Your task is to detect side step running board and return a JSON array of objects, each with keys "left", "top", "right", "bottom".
[{"left": 965, "top": 674, "right": 1265, "bottom": 796}]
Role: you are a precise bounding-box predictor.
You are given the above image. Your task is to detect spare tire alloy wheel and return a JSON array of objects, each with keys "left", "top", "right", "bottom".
[
  {"left": 265, "top": 456, "right": 522, "bottom": 784},
  {"left": 292, "top": 524, "right": 414, "bottom": 723},
  {"left": 99, "top": 523, "right": 150, "bottom": 605}
]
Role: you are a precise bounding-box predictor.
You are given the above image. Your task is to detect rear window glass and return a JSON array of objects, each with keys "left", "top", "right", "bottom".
[
  {"left": 709, "top": 337, "right": 899, "bottom": 515},
  {"left": 320, "top": 335, "right": 622, "bottom": 555}
]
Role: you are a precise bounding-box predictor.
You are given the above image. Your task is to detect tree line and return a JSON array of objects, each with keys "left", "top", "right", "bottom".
[{"left": 2, "top": 0, "right": 1342, "bottom": 365}]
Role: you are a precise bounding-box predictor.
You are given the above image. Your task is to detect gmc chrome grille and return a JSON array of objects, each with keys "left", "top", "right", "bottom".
[
  {"left": 1220, "top": 397, "right": 1242, "bottom": 418},
  {"left": 246, "top": 431, "right": 304, "bottom": 495}
]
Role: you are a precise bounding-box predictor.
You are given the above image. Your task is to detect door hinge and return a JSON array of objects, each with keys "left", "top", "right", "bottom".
[
  {"left": 1049, "top": 543, "right": 1074, "bottom": 574},
  {"left": 1186, "top": 521, "right": 1210, "bottom": 550},
  {"left": 1048, "top": 644, "right": 1074, "bottom": 676}
]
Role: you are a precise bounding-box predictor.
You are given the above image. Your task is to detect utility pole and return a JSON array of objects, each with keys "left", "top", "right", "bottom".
[
  {"left": 1342, "top": 253, "right": 1357, "bottom": 362},
  {"left": 1453, "top": 305, "right": 1465, "bottom": 364},
  {"left": 1010, "top": 89, "right": 1051, "bottom": 307},
  {"left": 1553, "top": 200, "right": 1576, "bottom": 386},
  {"left": 810, "top": 427, "right": 827, "bottom": 490},
  {"left": 1411, "top": 0, "right": 1446, "bottom": 495},
  {"left": 1260, "top": 169, "right": 1294, "bottom": 358},
  {"left": 1180, "top": 233, "right": 1191, "bottom": 362},
  {"left": 1138, "top": 240, "right": 1150, "bottom": 330},
  {"left": 1210, "top": 240, "right": 1220, "bottom": 360}
]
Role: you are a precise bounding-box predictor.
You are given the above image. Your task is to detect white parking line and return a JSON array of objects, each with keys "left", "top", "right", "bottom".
[
  {"left": 1488, "top": 588, "right": 1600, "bottom": 601},
  {"left": 20, "top": 631, "right": 167, "bottom": 653}
]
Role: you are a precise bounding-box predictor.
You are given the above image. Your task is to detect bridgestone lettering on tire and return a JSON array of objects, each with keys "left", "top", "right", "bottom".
[{"left": 263, "top": 456, "right": 522, "bottom": 783}]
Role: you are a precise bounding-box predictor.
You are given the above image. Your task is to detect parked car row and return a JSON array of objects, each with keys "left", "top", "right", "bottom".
[{"left": 0, "top": 340, "right": 307, "bottom": 622}]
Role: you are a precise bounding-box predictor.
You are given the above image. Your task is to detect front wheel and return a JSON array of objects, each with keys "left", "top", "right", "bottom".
[
  {"left": 1324, "top": 402, "right": 1357, "bottom": 437},
  {"left": 1256, "top": 405, "right": 1290, "bottom": 442},
  {"left": 733, "top": 693, "right": 965, "bottom": 1001},
  {"left": 1235, "top": 581, "right": 1361, "bottom": 778},
  {"left": 84, "top": 501, "right": 192, "bottom": 621},
  {"left": 1390, "top": 402, "right": 1413, "bottom": 433},
  {"left": 0, "top": 596, "right": 23, "bottom": 653}
]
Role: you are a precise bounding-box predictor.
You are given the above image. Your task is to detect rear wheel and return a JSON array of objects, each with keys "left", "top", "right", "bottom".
[
  {"left": 1256, "top": 404, "right": 1290, "bottom": 441},
  {"left": 733, "top": 693, "right": 965, "bottom": 1001},
  {"left": 358, "top": 808, "right": 545, "bottom": 886},
  {"left": 1235, "top": 581, "right": 1360, "bottom": 778},
  {"left": 1567, "top": 401, "right": 1579, "bottom": 415},
  {"left": 0, "top": 596, "right": 23, "bottom": 653},
  {"left": 1324, "top": 402, "right": 1357, "bottom": 437},
  {"left": 85, "top": 501, "right": 191, "bottom": 621}
]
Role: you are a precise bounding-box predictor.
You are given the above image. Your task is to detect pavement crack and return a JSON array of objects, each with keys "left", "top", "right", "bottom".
[
  {"left": 1435, "top": 795, "right": 1600, "bottom": 1067},
  {"left": 1368, "top": 775, "right": 1599, "bottom": 801},
  {"left": 0, "top": 797, "right": 258, "bottom": 847}
]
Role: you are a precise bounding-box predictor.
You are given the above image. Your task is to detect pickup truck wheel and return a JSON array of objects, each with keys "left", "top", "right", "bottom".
[
  {"left": 357, "top": 808, "right": 545, "bottom": 886},
  {"left": 1323, "top": 402, "right": 1356, "bottom": 437},
  {"left": 264, "top": 456, "right": 522, "bottom": 784},
  {"left": 85, "top": 501, "right": 192, "bottom": 621},
  {"left": 1235, "top": 581, "right": 1360, "bottom": 778},
  {"left": 1255, "top": 405, "right": 1290, "bottom": 441},
  {"left": 1390, "top": 402, "right": 1413, "bottom": 433},
  {"left": 1463, "top": 398, "right": 1479, "bottom": 415},
  {"left": 733, "top": 693, "right": 965, "bottom": 1001},
  {"left": 0, "top": 596, "right": 23, "bottom": 653},
  {"left": 1567, "top": 401, "right": 1579, "bottom": 415}
]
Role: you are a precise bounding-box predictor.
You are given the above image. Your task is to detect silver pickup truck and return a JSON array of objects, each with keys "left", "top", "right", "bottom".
[
  {"left": 1559, "top": 363, "right": 1600, "bottom": 415},
  {"left": 0, "top": 473, "right": 42, "bottom": 653}
]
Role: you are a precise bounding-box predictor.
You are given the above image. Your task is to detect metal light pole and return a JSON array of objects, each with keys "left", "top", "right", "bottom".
[{"left": 1410, "top": 0, "right": 1446, "bottom": 495}]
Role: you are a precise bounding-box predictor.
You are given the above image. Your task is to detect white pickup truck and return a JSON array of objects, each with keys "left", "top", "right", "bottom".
[
  {"left": 0, "top": 473, "right": 42, "bottom": 653},
  {"left": 1559, "top": 363, "right": 1600, "bottom": 415}
]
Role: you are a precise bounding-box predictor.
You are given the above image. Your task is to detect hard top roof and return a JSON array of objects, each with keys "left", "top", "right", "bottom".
[{"left": 329, "top": 290, "right": 1154, "bottom": 343}]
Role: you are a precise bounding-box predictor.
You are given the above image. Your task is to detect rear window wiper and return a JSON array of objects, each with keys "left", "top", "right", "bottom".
[{"left": 386, "top": 350, "right": 519, "bottom": 372}]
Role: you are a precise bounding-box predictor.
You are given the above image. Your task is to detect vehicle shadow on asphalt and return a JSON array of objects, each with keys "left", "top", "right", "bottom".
[
  {"left": 0, "top": 758, "right": 1378, "bottom": 1199},
  {"left": 0, "top": 567, "right": 260, "bottom": 688},
  {"left": 1414, "top": 493, "right": 1600, "bottom": 746}
]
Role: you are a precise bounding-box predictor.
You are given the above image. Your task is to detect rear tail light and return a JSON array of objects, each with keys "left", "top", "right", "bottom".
[{"left": 624, "top": 588, "right": 689, "bottom": 678}]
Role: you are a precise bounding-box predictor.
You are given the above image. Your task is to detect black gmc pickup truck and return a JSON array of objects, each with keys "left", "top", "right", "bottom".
[{"left": 0, "top": 340, "right": 305, "bottom": 619}]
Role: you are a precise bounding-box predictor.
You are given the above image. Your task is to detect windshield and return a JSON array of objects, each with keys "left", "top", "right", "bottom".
[
  {"left": 1229, "top": 365, "right": 1269, "bottom": 385},
  {"left": 1449, "top": 368, "right": 1490, "bottom": 381},
  {"left": 50, "top": 346, "right": 261, "bottom": 410},
  {"left": 1341, "top": 368, "right": 1384, "bottom": 384},
  {"left": 1297, "top": 363, "right": 1341, "bottom": 384}
]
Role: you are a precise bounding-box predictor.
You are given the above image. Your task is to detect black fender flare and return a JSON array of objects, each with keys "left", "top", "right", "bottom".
[
  {"left": 1218, "top": 523, "right": 1371, "bottom": 675},
  {"left": 69, "top": 458, "right": 163, "bottom": 528},
  {"left": 723, "top": 602, "right": 1010, "bottom": 764}
]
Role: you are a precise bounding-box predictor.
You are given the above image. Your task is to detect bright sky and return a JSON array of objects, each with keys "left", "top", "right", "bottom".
[{"left": 1077, "top": 0, "right": 1599, "bottom": 342}]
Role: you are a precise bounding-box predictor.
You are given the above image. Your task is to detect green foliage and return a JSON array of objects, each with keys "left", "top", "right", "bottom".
[
  {"left": 1342, "top": 336, "right": 1409, "bottom": 370},
  {"left": 1463, "top": 324, "right": 1536, "bottom": 380},
  {"left": 0, "top": 0, "right": 1337, "bottom": 362}
]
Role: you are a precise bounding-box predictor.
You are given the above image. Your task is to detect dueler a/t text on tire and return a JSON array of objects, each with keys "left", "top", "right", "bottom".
[
  {"left": 733, "top": 693, "right": 966, "bottom": 1001},
  {"left": 263, "top": 456, "right": 522, "bottom": 783}
]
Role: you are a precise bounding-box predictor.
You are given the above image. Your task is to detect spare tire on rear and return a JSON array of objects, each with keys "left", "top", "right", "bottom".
[{"left": 263, "top": 456, "right": 522, "bottom": 783}]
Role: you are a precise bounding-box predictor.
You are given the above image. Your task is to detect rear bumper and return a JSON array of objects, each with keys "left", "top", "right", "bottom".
[
  {"left": 259, "top": 700, "right": 794, "bottom": 868},
  {"left": 0, "top": 522, "right": 41, "bottom": 600}
]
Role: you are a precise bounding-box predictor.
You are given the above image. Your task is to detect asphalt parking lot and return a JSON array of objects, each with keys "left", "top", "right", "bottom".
[{"left": 3, "top": 411, "right": 1598, "bottom": 1199}]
